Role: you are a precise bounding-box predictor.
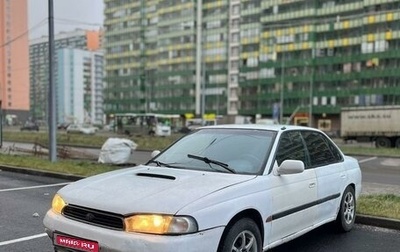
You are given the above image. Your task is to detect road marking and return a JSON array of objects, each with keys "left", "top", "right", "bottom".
[
  {"left": 358, "top": 157, "right": 377, "bottom": 164},
  {"left": 0, "top": 182, "right": 69, "bottom": 192},
  {"left": 0, "top": 233, "right": 47, "bottom": 246},
  {"left": 381, "top": 158, "right": 400, "bottom": 167}
]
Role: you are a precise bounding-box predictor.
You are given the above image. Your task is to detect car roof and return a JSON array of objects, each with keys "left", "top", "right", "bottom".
[{"left": 198, "top": 124, "right": 316, "bottom": 133}]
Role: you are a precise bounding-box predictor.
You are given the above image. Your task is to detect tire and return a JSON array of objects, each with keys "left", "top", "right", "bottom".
[
  {"left": 218, "top": 218, "right": 262, "bottom": 252},
  {"left": 375, "top": 137, "right": 391, "bottom": 148},
  {"left": 395, "top": 138, "right": 400, "bottom": 149},
  {"left": 336, "top": 186, "right": 356, "bottom": 232}
]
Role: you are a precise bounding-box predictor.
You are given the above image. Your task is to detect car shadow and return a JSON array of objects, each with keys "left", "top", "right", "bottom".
[{"left": 268, "top": 223, "right": 352, "bottom": 252}]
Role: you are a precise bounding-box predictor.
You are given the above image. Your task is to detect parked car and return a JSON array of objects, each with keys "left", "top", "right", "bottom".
[
  {"left": 66, "top": 124, "right": 96, "bottom": 135},
  {"left": 20, "top": 122, "right": 39, "bottom": 131},
  {"left": 43, "top": 125, "right": 361, "bottom": 252},
  {"left": 57, "top": 122, "right": 71, "bottom": 130}
]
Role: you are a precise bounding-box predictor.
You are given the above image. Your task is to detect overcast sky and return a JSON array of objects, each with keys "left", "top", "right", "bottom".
[{"left": 28, "top": 0, "right": 104, "bottom": 39}]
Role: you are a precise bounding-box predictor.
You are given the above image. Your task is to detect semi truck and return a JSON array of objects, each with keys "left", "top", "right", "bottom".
[{"left": 340, "top": 106, "right": 400, "bottom": 148}]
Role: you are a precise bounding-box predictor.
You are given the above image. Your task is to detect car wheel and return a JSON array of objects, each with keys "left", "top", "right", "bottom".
[
  {"left": 395, "top": 138, "right": 400, "bottom": 148},
  {"left": 336, "top": 186, "right": 356, "bottom": 232},
  {"left": 375, "top": 137, "right": 391, "bottom": 148},
  {"left": 218, "top": 218, "right": 262, "bottom": 252}
]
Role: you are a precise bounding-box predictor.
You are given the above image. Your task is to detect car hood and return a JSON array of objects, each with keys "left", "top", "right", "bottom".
[{"left": 59, "top": 165, "right": 256, "bottom": 215}]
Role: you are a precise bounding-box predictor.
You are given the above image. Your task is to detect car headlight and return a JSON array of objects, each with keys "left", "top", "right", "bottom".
[
  {"left": 51, "top": 194, "right": 67, "bottom": 214},
  {"left": 124, "top": 214, "right": 198, "bottom": 234}
]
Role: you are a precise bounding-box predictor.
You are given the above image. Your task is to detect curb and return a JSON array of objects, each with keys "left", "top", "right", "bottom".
[
  {"left": 1, "top": 165, "right": 399, "bottom": 232},
  {"left": 0, "top": 165, "right": 84, "bottom": 181},
  {"left": 356, "top": 214, "right": 400, "bottom": 231}
]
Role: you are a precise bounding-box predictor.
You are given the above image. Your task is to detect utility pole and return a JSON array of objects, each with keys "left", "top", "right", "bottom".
[
  {"left": 309, "top": 0, "right": 317, "bottom": 128},
  {"left": 48, "top": 0, "right": 57, "bottom": 162},
  {"left": 195, "top": 0, "right": 203, "bottom": 117},
  {"left": 201, "top": 32, "right": 206, "bottom": 125},
  {"left": 309, "top": 62, "right": 314, "bottom": 127},
  {"left": 0, "top": 100, "right": 2, "bottom": 148},
  {"left": 280, "top": 57, "right": 284, "bottom": 124}
]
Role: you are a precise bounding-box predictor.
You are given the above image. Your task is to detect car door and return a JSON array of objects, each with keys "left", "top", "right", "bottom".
[
  {"left": 268, "top": 130, "right": 317, "bottom": 244},
  {"left": 301, "top": 130, "right": 346, "bottom": 225}
]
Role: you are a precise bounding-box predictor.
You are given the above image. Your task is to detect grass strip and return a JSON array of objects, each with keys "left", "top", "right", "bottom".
[
  {"left": 2, "top": 131, "right": 181, "bottom": 151},
  {"left": 358, "top": 194, "right": 400, "bottom": 220},
  {"left": 0, "top": 154, "right": 115, "bottom": 177}
]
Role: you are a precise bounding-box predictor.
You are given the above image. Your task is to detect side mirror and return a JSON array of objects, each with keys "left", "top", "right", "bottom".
[
  {"left": 277, "top": 160, "right": 304, "bottom": 175},
  {"left": 151, "top": 150, "right": 161, "bottom": 158}
]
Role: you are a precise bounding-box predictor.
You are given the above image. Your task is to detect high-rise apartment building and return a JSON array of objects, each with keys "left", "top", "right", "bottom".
[
  {"left": 104, "top": 0, "right": 239, "bottom": 118},
  {"left": 57, "top": 48, "right": 104, "bottom": 124},
  {"left": 0, "top": 0, "right": 30, "bottom": 122},
  {"left": 29, "top": 29, "right": 103, "bottom": 122},
  {"left": 240, "top": 0, "right": 400, "bottom": 133},
  {"left": 104, "top": 0, "right": 400, "bottom": 134}
]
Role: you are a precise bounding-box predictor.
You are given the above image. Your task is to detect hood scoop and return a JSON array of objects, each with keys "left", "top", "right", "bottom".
[{"left": 136, "top": 172, "right": 176, "bottom": 180}]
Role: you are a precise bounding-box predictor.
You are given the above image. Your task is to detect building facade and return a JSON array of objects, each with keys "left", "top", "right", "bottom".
[
  {"left": 104, "top": 0, "right": 400, "bottom": 134},
  {"left": 240, "top": 0, "right": 400, "bottom": 133},
  {"left": 29, "top": 29, "right": 103, "bottom": 123},
  {"left": 104, "top": 0, "right": 239, "bottom": 118},
  {"left": 57, "top": 48, "right": 104, "bottom": 124},
  {"left": 0, "top": 0, "right": 30, "bottom": 123}
]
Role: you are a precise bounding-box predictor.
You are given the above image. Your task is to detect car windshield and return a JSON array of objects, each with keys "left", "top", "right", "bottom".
[{"left": 151, "top": 128, "right": 276, "bottom": 174}]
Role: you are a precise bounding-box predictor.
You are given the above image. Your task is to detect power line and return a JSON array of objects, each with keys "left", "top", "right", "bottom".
[
  {"left": 0, "top": 19, "right": 48, "bottom": 49},
  {"left": 29, "top": 18, "right": 103, "bottom": 39}
]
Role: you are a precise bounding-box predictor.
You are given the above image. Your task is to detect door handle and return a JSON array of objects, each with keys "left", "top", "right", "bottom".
[
  {"left": 340, "top": 174, "right": 346, "bottom": 179},
  {"left": 309, "top": 182, "right": 316, "bottom": 188}
]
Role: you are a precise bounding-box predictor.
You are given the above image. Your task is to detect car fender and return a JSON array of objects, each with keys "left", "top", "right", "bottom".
[
  {"left": 343, "top": 155, "right": 362, "bottom": 198},
  {"left": 177, "top": 176, "right": 272, "bottom": 246}
]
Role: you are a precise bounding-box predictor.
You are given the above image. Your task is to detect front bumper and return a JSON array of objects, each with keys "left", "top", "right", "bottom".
[{"left": 44, "top": 210, "right": 224, "bottom": 252}]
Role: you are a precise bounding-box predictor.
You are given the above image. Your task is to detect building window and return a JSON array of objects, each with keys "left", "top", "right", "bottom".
[{"left": 232, "top": 4, "right": 240, "bottom": 15}]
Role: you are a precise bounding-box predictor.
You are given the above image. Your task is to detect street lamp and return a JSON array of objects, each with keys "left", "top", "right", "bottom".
[{"left": 48, "top": 0, "right": 57, "bottom": 162}]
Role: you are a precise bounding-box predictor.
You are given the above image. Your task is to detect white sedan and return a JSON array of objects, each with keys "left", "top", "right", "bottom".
[{"left": 43, "top": 125, "right": 361, "bottom": 252}]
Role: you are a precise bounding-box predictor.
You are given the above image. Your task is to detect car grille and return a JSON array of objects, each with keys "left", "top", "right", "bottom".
[{"left": 62, "top": 205, "right": 124, "bottom": 230}]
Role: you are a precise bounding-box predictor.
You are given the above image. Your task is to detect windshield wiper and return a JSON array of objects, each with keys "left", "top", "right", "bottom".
[
  {"left": 187, "top": 154, "right": 236, "bottom": 173},
  {"left": 147, "top": 160, "right": 176, "bottom": 168}
]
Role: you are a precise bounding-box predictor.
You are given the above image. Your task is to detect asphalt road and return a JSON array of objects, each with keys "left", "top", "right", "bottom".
[
  {"left": 359, "top": 156, "right": 400, "bottom": 185},
  {"left": 0, "top": 171, "right": 69, "bottom": 252},
  {"left": 1, "top": 170, "right": 400, "bottom": 252},
  {"left": 269, "top": 223, "right": 400, "bottom": 252},
  {"left": 356, "top": 155, "right": 400, "bottom": 195}
]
